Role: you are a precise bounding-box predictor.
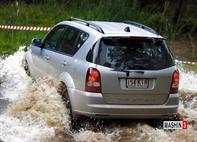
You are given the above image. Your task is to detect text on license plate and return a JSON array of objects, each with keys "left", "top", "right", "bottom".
[{"left": 126, "top": 78, "right": 149, "bottom": 89}]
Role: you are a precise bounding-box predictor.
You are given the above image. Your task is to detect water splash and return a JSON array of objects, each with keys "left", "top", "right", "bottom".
[
  {"left": 0, "top": 48, "right": 32, "bottom": 101},
  {"left": 0, "top": 116, "right": 55, "bottom": 142},
  {"left": 0, "top": 50, "right": 72, "bottom": 142},
  {"left": 73, "top": 130, "right": 116, "bottom": 142},
  {"left": 0, "top": 50, "right": 197, "bottom": 142},
  {"left": 0, "top": 77, "right": 72, "bottom": 142},
  {"left": 178, "top": 65, "right": 197, "bottom": 92}
]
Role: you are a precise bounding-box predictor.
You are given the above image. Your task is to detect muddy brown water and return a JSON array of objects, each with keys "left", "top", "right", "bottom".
[{"left": 0, "top": 50, "right": 197, "bottom": 142}]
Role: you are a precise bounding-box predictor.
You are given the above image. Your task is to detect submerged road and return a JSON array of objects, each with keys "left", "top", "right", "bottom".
[{"left": 0, "top": 50, "right": 197, "bottom": 142}]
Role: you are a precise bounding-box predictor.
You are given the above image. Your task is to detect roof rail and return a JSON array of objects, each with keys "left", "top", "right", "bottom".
[
  {"left": 69, "top": 17, "right": 105, "bottom": 34},
  {"left": 124, "top": 21, "right": 159, "bottom": 35}
]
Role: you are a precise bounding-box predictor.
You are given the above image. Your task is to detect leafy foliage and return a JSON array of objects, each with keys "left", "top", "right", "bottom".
[{"left": 0, "top": 0, "right": 196, "bottom": 54}]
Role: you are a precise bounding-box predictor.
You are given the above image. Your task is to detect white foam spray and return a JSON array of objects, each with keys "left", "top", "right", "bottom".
[{"left": 0, "top": 49, "right": 197, "bottom": 142}]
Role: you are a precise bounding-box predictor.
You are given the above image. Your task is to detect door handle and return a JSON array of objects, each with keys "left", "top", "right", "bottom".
[
  {"left": 131, "top": 71, "right": 144, "bottom": 74},
  {"left": 44, "top": 55, "right": 50, "bottom": 60},
  {"left": 61, "top": 60, "right": 67, "bottom": 66}
]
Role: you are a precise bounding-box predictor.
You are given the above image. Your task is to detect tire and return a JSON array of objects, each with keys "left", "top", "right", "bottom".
[
  {"left": 24, "top": 60, "right": 31, "bottom": 76},
  {"left": 62, "top": 90, "right": 73, "bottom": 118},
  {"left": 170, "top": 113, "right": 182, "bottom": 121},
  {"left": 58, "top": 82, "right": 80, "bottom": 131}
]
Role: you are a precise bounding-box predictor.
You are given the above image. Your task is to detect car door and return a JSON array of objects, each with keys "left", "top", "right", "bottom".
[
  {"left": 48, "top": 26, "right": 89, "bottom": 80},
  {"left": 50, "top": 26, "right": 85, "bottom": 76},
  {"left": 30, "top": 42, "right": 45, "bottom": 78},
  {"left": 38, "top": 25, "right": 67, "bottom": 77}
]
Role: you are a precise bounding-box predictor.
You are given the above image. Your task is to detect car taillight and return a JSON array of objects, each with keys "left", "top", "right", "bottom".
[
  {"left": 85, "top": 68, "right": 101, "bottom": 93},
  {"left": 170, "top": 69, "right": 179, "bottom": 94}
]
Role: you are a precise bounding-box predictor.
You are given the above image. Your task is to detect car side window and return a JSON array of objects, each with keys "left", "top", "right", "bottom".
[
  {"left": 76, "top": 32, "right": 89, "bottom": 49},
  {"left": 57, "top": 26, "right": 89, "bottom": 56},
  {"left": 86, "top": 42, "right": 97, "bottom": 63},
  {"left": 43, "top": 25, "right": 66, "bottom": 50}
]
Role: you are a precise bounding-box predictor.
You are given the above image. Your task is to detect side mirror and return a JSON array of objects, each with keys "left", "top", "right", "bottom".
[{"left": 31, "top": 38, "right": 42, "bottom": 47}]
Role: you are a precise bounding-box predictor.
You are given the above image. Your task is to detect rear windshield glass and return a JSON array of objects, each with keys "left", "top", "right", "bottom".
[{"left": 95, "top": 38, "right": 174, "bottom": 70}]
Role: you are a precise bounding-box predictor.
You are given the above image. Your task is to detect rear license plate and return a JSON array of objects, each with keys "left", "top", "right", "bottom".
[{"left": 126, "top": 78, "right": 149, "bottom": 89}]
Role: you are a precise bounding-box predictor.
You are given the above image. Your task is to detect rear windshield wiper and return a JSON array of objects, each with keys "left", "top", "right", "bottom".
[
  {"left": 110, "top": 68, "right": 130, "bottom": 76},
  {"left": 110, "top": 68, "right": 144, "bottom": 77}
]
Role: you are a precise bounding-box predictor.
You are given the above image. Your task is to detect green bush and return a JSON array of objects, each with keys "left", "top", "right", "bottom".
[{"left": 0, "top": 0, "right": 196, "bottom": 54}]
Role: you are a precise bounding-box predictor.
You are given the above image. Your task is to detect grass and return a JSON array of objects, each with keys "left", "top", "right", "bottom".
[
  {"left": 0, "top": 30, "right": 46, "bottom": 54},
  {"left": 0, "top": 3, "right": 57, "bottom": 54},
  {"left": 180, "top": 64, "right": 197, "bottom": 72},
  {"left": 0, "top": 1, "right": 170, "bottom": 54},
  {"left": 0, "top": 0, "right": 196, "bottom": 56}
]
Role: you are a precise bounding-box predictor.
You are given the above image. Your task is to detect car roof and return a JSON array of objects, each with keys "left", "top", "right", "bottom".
[
  {"left": 59, "top": 19, "right": 163, "bottom": 39},
  {"left": 92, "top": 21, "right": 161, "bottom": 37}
]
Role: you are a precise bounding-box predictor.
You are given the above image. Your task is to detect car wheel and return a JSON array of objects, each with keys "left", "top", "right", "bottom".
[
  {"left": 24, "top": 60, "right": 31, "bottom": 76},
  {"left": 171, "top": 113, "right": 182, "bottom": 121},
  {"left": 62, "top": 90, "right": 73, "bottom": 118},
  {"left": 58, "top": 82, "right": 80, "bottom": 130},
  {"left": 63, "top": 90, "right": 82, "bottom": 131}
]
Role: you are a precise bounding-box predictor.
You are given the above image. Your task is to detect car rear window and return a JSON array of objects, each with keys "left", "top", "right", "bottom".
[{"left": 95, "top": 37, "right": 174, "bottom": 70}]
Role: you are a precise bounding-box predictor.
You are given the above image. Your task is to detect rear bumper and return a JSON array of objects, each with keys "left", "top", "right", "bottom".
[{"left": 68, "top": 88, "right": 179, "bottom": 119}]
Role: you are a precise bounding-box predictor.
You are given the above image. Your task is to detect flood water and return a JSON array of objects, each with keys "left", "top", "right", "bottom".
[{"left": 0, "top": 49, "right": 197, "bottom": 142}]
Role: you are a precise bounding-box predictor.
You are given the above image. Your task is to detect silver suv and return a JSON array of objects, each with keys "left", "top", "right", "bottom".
[{"left": 25, "top": 18, "right": 179, "bottom": 119}]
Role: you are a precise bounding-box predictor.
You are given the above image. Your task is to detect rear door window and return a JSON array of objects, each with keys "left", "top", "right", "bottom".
[
  {"left": 95, "top": 38, "right": 174, "bottom": 70},
  {"left": 76, "top": 32, "right": 89, "bottom": 49},
  {"left": 57, "top": 26, "right": 89, "bottom": 56}
]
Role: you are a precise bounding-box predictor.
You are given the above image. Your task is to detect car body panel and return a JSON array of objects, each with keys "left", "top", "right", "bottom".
[
  {"left": 25, "top": 19, "right": 179, "bottom": 119},
  {"left": 97, "top": 65, "right": 175, "bottom": 105},
  {"left": 68, "top": 88, "right": 178, "bottom": 118}
]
